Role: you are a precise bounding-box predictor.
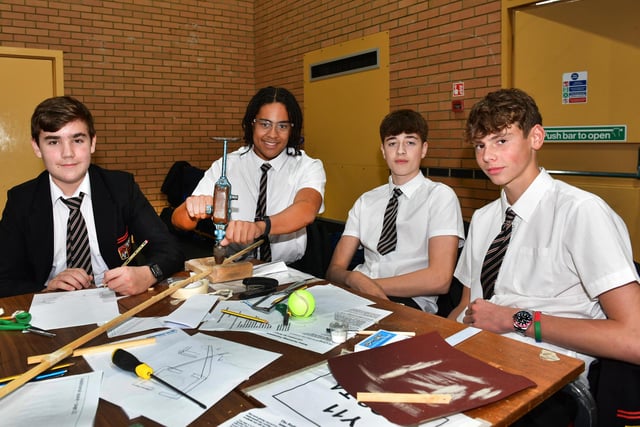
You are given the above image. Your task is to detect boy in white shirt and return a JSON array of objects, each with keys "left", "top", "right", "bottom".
[
  {"left": 327, "top": 109, "right": 464, "bottom": 313},
  {"left": 450, "top": 88, "right": 640, "bottom": 426}
]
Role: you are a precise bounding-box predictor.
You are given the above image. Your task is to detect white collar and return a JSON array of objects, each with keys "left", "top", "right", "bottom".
[{"left": 50, "top": 173, "right": 91, "bottom": 204}]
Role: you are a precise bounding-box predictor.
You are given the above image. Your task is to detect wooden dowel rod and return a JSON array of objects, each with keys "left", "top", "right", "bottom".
[
  {"left": 222, "top": 239, "right": 263, "bottom": 264},
  {"left": 28, "top": 337, "right": 156, "bottom": 364},
  {"left": 0, "top": 269, "right": 212, "bottom": 400},
  {"left": 357, "top": 392, "right": 452, "bottom": 404}
]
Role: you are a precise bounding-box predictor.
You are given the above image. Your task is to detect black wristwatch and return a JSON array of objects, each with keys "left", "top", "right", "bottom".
[
  {"left": 513, "top": 310, "right": 534, "bottom": 336},
  {"left": 149, "top": 263, "right": 164, "bottom": 282}
]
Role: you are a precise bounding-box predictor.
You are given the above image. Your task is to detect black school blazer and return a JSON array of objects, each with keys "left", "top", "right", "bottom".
[{"left": 0, "top": 164, "right": 184, "bottom": 297}]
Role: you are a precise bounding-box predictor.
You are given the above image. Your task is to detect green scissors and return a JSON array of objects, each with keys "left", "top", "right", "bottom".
[{"left": 0, "top": 312, "right": 56, "bottom": 337}]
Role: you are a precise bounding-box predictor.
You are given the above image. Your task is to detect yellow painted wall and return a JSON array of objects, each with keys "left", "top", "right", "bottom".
[
  {"left": 511, "top": 0, "right": 639, "bottom": 137},
  {"left": 303, "top": 32, "right": 390, "bottom": 222},
  {"left": 0, "top": 47, "right": 64, "bottom": 209},
  {"left": 503, "top": 0, "right": 640, "bottom": 259}
]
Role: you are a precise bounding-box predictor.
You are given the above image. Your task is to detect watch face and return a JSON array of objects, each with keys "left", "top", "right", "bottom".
[{"left": 514, "top": 310, "right": 533, "bottom": 329}]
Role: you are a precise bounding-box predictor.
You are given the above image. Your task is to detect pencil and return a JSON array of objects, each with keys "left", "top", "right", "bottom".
[
  {"left": 30, "top": 369, "right": 68, "bottom": 382},
  {"left": 122, "top": 239, "right": 148, "bottom": 266},
  {"left": 221, "top": 309, "right": 269, "bottom": 324},
  {"left": 357, "top": 330, "right": 416, "bottom": 337},
  {"left": 323, "top": 329, "right": 416, "bottom": 337},
  {"left": 0, "top": 369, "right": 68, "bottom": 386},
  {"left": 0, "top": 363, "right": 73, "bottom": 384}
]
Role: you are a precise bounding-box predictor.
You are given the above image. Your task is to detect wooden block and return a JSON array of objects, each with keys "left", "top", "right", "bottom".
[{"left": 185, "top": 257, "right": 253, "bottom": 283}]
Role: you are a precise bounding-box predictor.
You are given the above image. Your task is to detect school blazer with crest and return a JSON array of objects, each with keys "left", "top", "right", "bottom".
[{"left": 0, "top": 164, "right": 184, "bottom": 297}]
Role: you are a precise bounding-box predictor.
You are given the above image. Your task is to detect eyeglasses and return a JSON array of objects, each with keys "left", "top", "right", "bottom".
[{"left": 253, "top": 118, "right": 293, "bottom": 133}]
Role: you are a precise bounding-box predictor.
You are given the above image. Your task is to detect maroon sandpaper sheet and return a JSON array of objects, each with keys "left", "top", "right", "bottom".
[{"left": 328, "top": 331, "right": 536, "bottom": 425}]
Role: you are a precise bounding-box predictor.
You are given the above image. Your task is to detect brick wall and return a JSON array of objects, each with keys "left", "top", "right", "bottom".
[
  {"left": 1, "top": 0, "right": 501, "bottom": 218},
  {"left": 0, "top": 0, "right": 254, "bottom": 210},
  {"left": 253, "top": 0, "right": 502, "bottom": 219}
]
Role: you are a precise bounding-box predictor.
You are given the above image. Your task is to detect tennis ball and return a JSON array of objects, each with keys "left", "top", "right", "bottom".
[{"left": 287, "top": 289, "right": 316, "bottom": 317}]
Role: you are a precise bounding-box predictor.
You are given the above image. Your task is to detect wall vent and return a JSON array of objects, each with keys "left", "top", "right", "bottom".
[{"left": 309, "top": 48, "right": 379, "bottom": 81}]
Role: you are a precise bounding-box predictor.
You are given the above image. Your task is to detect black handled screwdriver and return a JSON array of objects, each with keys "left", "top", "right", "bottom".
[{"left": 112, "top": 348, "right": 206, "bottom": 409}]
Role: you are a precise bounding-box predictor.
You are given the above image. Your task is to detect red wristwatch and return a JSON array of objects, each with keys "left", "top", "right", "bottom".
[{"left": 513, "top": 310, "right": 534, "bottom": 336}]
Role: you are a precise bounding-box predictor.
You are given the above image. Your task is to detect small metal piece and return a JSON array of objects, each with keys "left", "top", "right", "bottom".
[
  {"left": 22, "top": 327, "right": 56, "bottom": 338},
  {"left": 213, "top": 243, "right": 226, "bottom": 265},
  {"left": 251, "top": 279, "right": 311, "bottom": 313},
  {"left": 210, "top": 137, "right": 241, "bottom": 142}
]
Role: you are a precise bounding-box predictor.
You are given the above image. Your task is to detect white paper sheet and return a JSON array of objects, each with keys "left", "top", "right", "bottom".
[
  {"left": 163, "top": 294, "right": 219, "bottom": 328},
  {"left": 252, "top": 305, "right": 392, "bottom": 353},
  {"left": 84, "top": 330, "right": 281, "bottom": 427},
  {"left": 198, "top": 283, "right": 391, "bottom": 354},
  {"left": 241, "top": 361, "right": 487, "bottom": 427},
  {"left": 251, "top": 261, "right": 289, "bottom": 276},
  {"left": 28, "top": 288, "right": 120, "bottom": 329},
  {"left": 0, "top": 371, "right": 103, "bottom": 426},
  {"left": 106, "top": 316, "right": 165, "bottom": 338},
  {"left": 445, "top": 326, "right": 482, "bottom": 346},
  {"left": 221, "top": 407, "right": 487, "bottom": 427}
]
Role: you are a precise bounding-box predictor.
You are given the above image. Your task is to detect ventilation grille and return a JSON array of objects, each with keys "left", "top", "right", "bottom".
[{"left": 310, "top": 49, "right": 379, "bottom": 81}]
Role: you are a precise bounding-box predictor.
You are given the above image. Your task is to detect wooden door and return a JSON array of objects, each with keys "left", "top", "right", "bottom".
[
  {"left": 0, "top": 47, "right": 64, "bottom": 209},
  {"left": 303, "top": 32, "right": 390, "bottom": 221}
]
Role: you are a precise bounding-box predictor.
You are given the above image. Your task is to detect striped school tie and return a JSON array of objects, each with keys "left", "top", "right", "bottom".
[
  {"left": 377, "top": 187, "right": 403, "bottom": 255},
  {"left": 255, "top": 163, "right": 272, "bottom": 261},
  {"left": 61, "top": 192, "right": 93, "bottom": 276},
  {"left": 480, "top": 208, "right": 516, "bottom": 299}
]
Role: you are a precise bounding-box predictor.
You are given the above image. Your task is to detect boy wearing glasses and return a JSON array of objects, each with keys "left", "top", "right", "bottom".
[
  {"left": 326, "top": 109, "right": 464, "bottom": 313},
  {"left": 171, "top": 86, "right": 326, "bottom": 263}
]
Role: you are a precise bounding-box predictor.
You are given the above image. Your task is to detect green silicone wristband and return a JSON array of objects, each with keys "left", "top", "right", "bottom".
[{"left": 534, "top": 311, "right": 542, "bottom": 343}]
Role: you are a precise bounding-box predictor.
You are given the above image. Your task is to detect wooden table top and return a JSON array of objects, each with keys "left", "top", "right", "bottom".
[{"left": 0, "top": 281, "right": 584, "bottom": 426}]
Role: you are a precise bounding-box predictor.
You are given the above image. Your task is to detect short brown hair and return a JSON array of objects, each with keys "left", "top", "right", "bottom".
[
  {"left": 465, "top": 88, "right": 542, "bottom": 143},
  {"left": 31, "top": 96, "right": 96, "bottom": 143},
  {"left": 379, "top": 109, "right": 428, "bottom": 142}
]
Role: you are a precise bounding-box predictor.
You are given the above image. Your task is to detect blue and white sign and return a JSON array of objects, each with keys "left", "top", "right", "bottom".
[{"left": 562, "top": 71, "right": 587, "bottom": 104}]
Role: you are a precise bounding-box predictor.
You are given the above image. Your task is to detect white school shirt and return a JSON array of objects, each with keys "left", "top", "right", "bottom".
[
  {"left": 455, "top": 169, "right": 639, "bottom": 377},
  {"left": 193, "top": 146, "right": 326, "bottom": 263},
  {"left": 49, "top": 174, "right": 109, "bottom": 286},
  {"left": 343, "top": 173, "right": 465, "bottom": 313}
]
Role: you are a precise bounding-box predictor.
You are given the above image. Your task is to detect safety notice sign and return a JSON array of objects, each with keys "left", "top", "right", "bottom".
[{"left": 562, "top": 71, "right": 587, "bottom": 104}]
